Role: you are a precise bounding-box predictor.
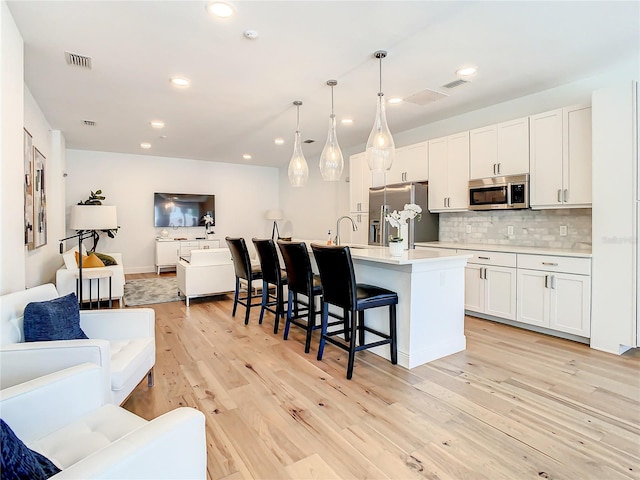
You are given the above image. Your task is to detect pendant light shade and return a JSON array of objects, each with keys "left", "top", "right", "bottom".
[
  {"left": 366, "top": 50, "right": 395, "bottom": 172},
  {"left": 288, "top": 100, "right": 309, "bottom": 187},
  {"left": 319, "top": 80, "right": 344, "bottom": 181}
]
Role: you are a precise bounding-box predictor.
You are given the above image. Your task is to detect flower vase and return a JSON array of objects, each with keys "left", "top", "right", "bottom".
[
  {"left": 389, "top": 241, "right": 403, "bottom": 257},
  {"left": 400, "top": 224, "right": 409, "bottom": 250}
]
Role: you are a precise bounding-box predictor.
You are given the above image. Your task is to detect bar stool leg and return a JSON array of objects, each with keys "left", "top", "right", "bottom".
[
  {"left": 317, "top": 301, "right": 329, "bottom": 361},
  {"left": 283, "top": 291, "right": 294, "bottom": 340},
  {"left": 232, "top": 278, "right": 240, "bottom": 316},
  {"left": 390, "top": 304, "right": 397, "bottom": 365},
  {"left": 259, "top": 280, "right": 268, "bottom": 325},
  {"left": 358, "top": 310, "right": 365, "bottom": 346},
  {"left": 304, "top": 295, "right": 315, "bottom": 354},
  {"left": 346, "top": 309, "right": 358, "bottom": 380}
]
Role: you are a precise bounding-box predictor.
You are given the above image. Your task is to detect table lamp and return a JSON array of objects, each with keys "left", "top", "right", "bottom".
[
  {"left": 265, "top": 209, "right": 284, "bottom": 240},
  {"left": 63, "top": 205, "right": 118, "bottom": 306}
]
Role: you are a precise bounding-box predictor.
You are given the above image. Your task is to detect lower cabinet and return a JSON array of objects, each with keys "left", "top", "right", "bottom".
[
  {"left": 464, "top": 251, "right": 517, "bottom": 320},
  {"left": 516, "top": 254, "right": 591, "bottom": 337}
]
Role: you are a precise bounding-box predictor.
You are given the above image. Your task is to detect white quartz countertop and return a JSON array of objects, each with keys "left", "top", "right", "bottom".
[
  {"left": 302, "top": 240, "right": 471, "bottom": 266},
  {"left": 415, "top": 241, "right": 592, "bottom": 258}
]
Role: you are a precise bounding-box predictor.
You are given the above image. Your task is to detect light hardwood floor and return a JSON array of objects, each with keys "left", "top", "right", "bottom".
[{"left": 123, "top": 274, "right": 640, "bottom": 480}]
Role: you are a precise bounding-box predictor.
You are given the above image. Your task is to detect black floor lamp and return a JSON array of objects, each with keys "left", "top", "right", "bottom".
[{"left": 59, "top": 205, "right": 118, "bottom": 306}]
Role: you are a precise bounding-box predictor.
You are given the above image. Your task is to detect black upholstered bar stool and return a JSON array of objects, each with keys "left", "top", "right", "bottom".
[
  {"left": 310, "top": 243, "right": 398, "bottom": 379},
  {"left": 277, "top": 240, "right": 323, "bottom": 353},
  {"left": 252, "top": 238, "right": 288, "bottom": 334},
  {"left": 225, "top": 237, "right": 263, "bottom": 325}
]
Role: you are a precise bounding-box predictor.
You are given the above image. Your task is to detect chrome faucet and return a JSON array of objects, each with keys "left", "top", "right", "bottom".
[{"left": 335, "top": 215, "right": 358, "bottom": 245}]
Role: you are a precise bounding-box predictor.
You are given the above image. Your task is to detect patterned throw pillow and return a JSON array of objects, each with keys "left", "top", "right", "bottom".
[
  {"left": 0, "top": 419, "right": 61, "bottom": 479},
  {"left": 24, "top": 293, "right": 88, "bottom": 341}
]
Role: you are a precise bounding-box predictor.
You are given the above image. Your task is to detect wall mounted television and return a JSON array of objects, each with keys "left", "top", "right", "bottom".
[{"left": 153, "top": 193, "right": 215, "bottom": 228}]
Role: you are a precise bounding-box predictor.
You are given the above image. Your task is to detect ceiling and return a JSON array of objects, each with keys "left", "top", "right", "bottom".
[{"left": 8, "top": 1, "right": 640, "bottom": 169}]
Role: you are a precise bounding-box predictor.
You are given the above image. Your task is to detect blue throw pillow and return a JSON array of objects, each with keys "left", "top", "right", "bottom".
[
  {"left": 1, "top": 419, "right": 61, "bottom": 479},
  {"left": 23, "top": 293, "right": 88, "bottom": 342}
]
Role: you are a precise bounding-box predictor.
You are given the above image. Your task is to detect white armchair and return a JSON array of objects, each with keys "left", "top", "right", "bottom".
[
  {"left": 0, "top": 283, "right": 155, "bottom": 405},
  {"left": 176, "top": 248, "right": 235, "bottom": 306},
  {"left": 0, "top": 364, "right": 206, "bottom": 479}
]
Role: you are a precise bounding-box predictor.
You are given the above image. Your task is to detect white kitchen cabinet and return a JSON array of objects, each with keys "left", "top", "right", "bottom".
[
  {"left": 470, "top": 117, "right": 529, "bottom": 180},
  {"left": 530, "top": 105, "right": 592, "bottom": 208},
  {"left": 349, "top": 152, "right": 377, "bottom": 213},
  {"left": 463, "top": 250, "right": 517, "bottom": 320},
  {"left": 516, "top": 254, "right": 591, "bottom": 337},
  {"left": 384, "top": 142, "right": 428, "bottom": 185},
  {"left": 428, "top": 131, "right": 469, "bottom": 212}
]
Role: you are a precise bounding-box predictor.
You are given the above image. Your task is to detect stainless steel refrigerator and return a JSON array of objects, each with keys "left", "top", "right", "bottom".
[{"left": 368, "top": 182, "right": 439, "bottom": 248}]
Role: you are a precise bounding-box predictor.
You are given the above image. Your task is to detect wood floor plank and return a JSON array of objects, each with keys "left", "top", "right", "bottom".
[{"left": 123, "top": 274, "right": 640, "bottom": 480}]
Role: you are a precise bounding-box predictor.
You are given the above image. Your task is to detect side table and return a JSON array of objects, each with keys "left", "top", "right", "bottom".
[{"left": 76, "top": 269, "right": 113, "bottom": 309}]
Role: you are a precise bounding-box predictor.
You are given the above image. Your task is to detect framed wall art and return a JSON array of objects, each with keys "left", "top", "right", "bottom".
[
  {"left": 33, "top": 147, "right": 47, "bottom": 248},
  {"left": 23, "top": 128, "right": 34, "bottom": 249}
]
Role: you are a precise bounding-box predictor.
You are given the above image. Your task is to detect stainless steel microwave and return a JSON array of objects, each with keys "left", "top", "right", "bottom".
[{"left": 468, "top": 174, "right": 529, "bottom": 210}]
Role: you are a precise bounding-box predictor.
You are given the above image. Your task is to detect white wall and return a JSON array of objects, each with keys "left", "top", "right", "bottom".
[
  {"left": 0, "top": 1, "right": 25, "bottom": 294},
  {"left": 24, "top": 87, "right": 66, "bottom": 288},
  {"left": 65, "top": 150, "right": 279, "bottom": 273}
]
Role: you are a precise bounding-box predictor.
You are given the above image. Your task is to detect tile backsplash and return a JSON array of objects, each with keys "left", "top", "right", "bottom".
[{"left": 439, "top": 208, "right": 592, "bottom": 249}]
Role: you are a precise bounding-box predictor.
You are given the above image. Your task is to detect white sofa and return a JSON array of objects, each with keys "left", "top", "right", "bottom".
[
  {"left": 56, "top": 247, "right": 125, "bottom": 306},
  {"left": 0, "top": 364, "right": 206, "bottom": 479},
  {"left": 176, "top": 248, "right": 235, "bottom": 306},
  {"left": 0, "top": 283, "right": 155, "bottom": 405}
]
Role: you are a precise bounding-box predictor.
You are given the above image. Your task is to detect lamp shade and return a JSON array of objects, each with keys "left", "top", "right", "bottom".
[
  {"left": 265, "top": 209, "right": 284, "bottom": 221},
  {"left": 70, "top": 205, "right": 118, "bottom": 230}
]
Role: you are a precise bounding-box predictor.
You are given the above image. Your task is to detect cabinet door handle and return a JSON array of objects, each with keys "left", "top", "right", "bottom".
[
  {"left": 479, "top": 267, "right": 484, "bottom": 279},
  {"left": 497, "top": 163, "right": 501, "bottom": 174},
  {"left": 478, "top": 256, "right": 490, "bottom": 260},
  {"left": 550, "top": 275, "right": 556, "bottom": 289},
  {"left": 557, "top": 189, "right": 562, "bottom": 202},
  {"left": 544, "top": 275, "right": 549, "bottom": 288},
  {"left": 493, "top": 164, "right": 497, "bottom": 175},
  {"left": 484, "top": 268, "right": 488, "bottom": 280},
  {"left": 564, "top": 189, "right": 568, "bottom": 202},
  {"left": 542, "top": 262, "right": 558, "bottom": 266},
  {"left": 357, "top": 214, "right": 362, "bottom": 223}
]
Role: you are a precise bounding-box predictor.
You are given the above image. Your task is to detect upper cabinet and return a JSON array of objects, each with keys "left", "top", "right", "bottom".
[
  {"left": 530, "top": 105, "right": 592, "bottom": 209},
  {"left": 372, "top": 141, "right": 429, "bottom": 187},
  {"left": 349, "top": 152, "right": 380, "bottom": 213},
  {"left": 428, "top": 131, "right": 469, "bottom": 212},
  {"left": 469, "top": 117, "right": 529, "bottom": 180}
]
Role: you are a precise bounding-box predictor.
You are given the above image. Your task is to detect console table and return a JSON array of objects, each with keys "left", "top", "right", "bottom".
[{"left": 155, "top": 239, "right": 220, "bottom": 274}]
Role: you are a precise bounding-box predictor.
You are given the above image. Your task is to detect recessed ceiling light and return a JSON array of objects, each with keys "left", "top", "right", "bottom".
[
  {"left": 150, "top": 120, "right": 165, "bottom": 129},
  {"left": 140, "top": 142, "right": 151, "bottom": 149},
  {"left": 274, "top": 138, "right": 285, "bottom": 145},
  {"left": 341, "top": 118, "right": 354, "bottom": 125},
  {"left": 388, "top": 97, "right": 403, "bottom": 104},
  {"left": 206, "top": 1, "right": 234, "bottom": 18},
  {"left": 242, "top": 154, "right": 252, "bottom": 160},
  {"left": 170, "top": 76, "right": 190, "bottom": 87},
  {"left": 456, "top": 66, "right": 477, "bottom": 78}
]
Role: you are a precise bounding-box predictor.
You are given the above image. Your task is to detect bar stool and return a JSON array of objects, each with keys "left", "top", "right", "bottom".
[
  {"left": 225, "top": 237, "right": 263, "bottom": 325},
  {"left": 252, "top": 238, "right": 288, "bottom": 334},
  {"left": 277, "top": 240, "right": 323, "bottom": 353},
  {"left": 311, "top": 244, "right": 398, "bottom": 379}
]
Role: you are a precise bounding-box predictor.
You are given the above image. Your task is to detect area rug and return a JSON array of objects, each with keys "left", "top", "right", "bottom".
[{"left": 123, "top": 277, "right": 182, "bottom": 306}]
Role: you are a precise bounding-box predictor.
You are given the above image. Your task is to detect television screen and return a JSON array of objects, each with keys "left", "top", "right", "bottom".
[{"left": 154, "top": 193, "right": 215, "bottom": 228}]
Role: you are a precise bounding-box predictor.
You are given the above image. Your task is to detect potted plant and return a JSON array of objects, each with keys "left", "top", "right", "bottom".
[
  {"left": 202, "top": 213, "right": 214, "bottom": 239},
  {"left": 385, "top": 203, "right": 422, "bottom": 256}
]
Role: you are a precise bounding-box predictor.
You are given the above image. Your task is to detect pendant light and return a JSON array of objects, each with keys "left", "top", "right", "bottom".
[
  {"left": 366, "top": 50, "right": 395, "bottom": 172},
  {"left": 288, "top": 100, "right": 309, "bottom": 187},
  {"left": 319, "top": 80, "right": 344, "bottom": 181}
]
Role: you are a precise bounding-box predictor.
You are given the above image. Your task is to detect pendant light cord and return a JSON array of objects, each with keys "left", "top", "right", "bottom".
[
  {"left": 331, "top": 85, "right": 335, "bottom": 116},
  {"left": 296, "top": 104, "right": 300, "bottom": 132}
]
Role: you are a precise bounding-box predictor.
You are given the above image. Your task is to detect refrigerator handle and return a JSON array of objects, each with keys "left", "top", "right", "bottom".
[{"left": 380, "top": 204, "right": 386, "bottom": 246}]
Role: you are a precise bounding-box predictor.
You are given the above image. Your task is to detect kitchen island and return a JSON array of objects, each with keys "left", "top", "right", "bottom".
[{"left": 309, "top": 244, "right": 471, "bottom": 369}]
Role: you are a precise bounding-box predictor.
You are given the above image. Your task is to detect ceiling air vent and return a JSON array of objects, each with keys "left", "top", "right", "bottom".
[
  {"left": 303, "top": 139, "right": 315, "bottom": 144},
  {"left": 82, "top": 120, "right": 96, "bottom": 126},
  {"left": 442, "top": 78, "right": 470, "bottom": 89},
  {"left": 65, "top": 51, "right": 92, "bottom": 70},
  {"left": 404, "top": 88, "right": 449, "bottom": 106}
]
